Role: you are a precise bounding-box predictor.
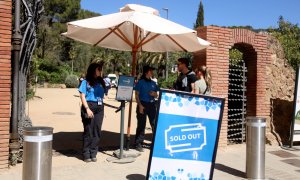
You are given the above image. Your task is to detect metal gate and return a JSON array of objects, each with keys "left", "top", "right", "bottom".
[{"left": 228, "top": 59, "right": 247, "bottom": 143}]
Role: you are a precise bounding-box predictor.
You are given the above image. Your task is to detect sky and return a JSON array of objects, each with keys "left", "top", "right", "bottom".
[{"left": 80, "top": 0, "right": 300, "bottom": 29}]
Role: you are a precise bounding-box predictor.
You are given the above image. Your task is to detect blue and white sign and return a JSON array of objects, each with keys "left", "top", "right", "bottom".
[
  {"left": 116, "top": 75, "right": 135, "bottom": 101},
  {"left": 147, "top": 89, "right": 224, "bottom": 180}
]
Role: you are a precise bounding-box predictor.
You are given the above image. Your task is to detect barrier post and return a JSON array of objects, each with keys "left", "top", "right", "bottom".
[
  {"left": 23, "top": 127, "right": 53, "bottom": 180},
  {"left": 246, "top": 117, "right": 266, "bottom": 179}
]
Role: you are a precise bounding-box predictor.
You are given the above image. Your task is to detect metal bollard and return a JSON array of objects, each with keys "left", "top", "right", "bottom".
[
  {"left": 246, "top": 117, "right": 266, "bottom": 179},
  {"left": 23, "top": 127, "right": 53, "bottom": 180}
]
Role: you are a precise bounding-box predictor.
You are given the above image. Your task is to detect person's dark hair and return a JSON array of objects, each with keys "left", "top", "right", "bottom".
[
  {"left": 140, "top": 65, "right": 154, "bottom": 81},
  {"left": 97, "top": 76, "right": 106, "bottom": 90},
  {"left": 178, "top": 57, "right": 190, "bottom": 68},
  {"left": 85, "top": 63, "right": 105, "bottom": 88}
]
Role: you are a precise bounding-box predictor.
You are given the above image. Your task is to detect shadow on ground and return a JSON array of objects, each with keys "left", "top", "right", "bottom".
[
  {"left": 214, "top": 163, "right": 246, "bottom": 178},
  {"left": 270, "top": 98, "right": 293, "bottom": 145},
  {"left": 126, "top": 174, "right": 146, "bottom": 180},
  {"left": 52, "top": 130, "right": 153, "bottom": 160}
]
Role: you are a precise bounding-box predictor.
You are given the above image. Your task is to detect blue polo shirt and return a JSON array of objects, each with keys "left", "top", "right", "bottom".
[
  {"left": 134, "top": 79, "right": 159, "bottom": 102},
  {"left": 78, "top": 80, "right": 104, "bottom": 102}
]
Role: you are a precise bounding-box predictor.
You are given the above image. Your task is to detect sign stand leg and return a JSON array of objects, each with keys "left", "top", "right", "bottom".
[
  {"left": 118, "top": 101, "right": 125, "bottom": 159},
  {"left": 107, "top": 101, "right": 140, "bottom": 163}
]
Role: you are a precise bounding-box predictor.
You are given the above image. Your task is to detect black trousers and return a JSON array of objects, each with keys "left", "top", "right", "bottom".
[
  {"left": 135, "top": 101, "right": 156, "bottom": 145},
  {"left": 81, "top": 102, "right": 104, "bottom": 159}
]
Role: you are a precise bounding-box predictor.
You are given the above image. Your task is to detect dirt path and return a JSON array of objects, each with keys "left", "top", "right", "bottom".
[{"left": 27, "top": 88, "right": 153, "bottom": 152}]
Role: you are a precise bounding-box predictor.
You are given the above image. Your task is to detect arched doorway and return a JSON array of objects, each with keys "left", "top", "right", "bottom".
[{"left": 227, "top": 43, "right": 257, "bottom": 144}]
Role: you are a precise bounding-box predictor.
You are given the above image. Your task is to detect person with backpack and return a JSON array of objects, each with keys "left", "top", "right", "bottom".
[{"left": 173, "top": 57, "right": 197, "bottom": 92}]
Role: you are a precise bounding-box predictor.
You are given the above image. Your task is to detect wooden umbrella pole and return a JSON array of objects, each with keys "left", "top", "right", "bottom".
[{"left": 126, "top": 50, "right": 137, "bottom": 150}]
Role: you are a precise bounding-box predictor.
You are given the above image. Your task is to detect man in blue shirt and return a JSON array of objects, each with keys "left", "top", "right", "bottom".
[{"left": 134, "top": 65, "right": 159, "bottom": 152}]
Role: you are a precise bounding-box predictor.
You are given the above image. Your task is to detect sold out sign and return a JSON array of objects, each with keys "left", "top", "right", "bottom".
[{"left": 165, "top": 123, "right": 206, "bottom": 153}]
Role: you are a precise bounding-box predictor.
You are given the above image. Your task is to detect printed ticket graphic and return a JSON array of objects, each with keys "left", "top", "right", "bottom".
[{"left": 165, "top": 123, "right": 206, "bottom": 153}]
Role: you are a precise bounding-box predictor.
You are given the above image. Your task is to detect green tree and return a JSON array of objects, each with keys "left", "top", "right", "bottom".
[
  {"left": 44, "top": 0, "right": 81, "bottom": 24},
  {"left": 194, "top": 0, "right": 204, "bottom": 29},
  {"left": 33, "top": 2, "right": 104, "bottom": 84},
  {"left": 270, "top": 16, "right": 300, "bottom": 69},
  {"left": 78, "top": 9, "right": 101, "bottom": 19}
]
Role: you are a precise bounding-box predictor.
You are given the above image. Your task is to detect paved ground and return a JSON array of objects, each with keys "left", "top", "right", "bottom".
[{"left": 1, "top": 88, "right": 300, "bottom": 179}]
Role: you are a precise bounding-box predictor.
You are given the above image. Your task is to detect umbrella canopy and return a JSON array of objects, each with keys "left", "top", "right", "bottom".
[
  {"left": 63, "top": 4, "right": 210, "bottom": 53},
  {"left": 63, "top": 4, "right": 210, "bottom": 149}
]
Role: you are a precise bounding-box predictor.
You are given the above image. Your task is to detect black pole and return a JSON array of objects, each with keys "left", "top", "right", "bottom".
[
  {"left": 10, "top": 0, "right": 22, "bottom": 154},
  {"left": 290, "top": 67, "right": 300, "bottom": 148},
  {"left": 119, "top": 101, "right": 125, "bottom": 158}
]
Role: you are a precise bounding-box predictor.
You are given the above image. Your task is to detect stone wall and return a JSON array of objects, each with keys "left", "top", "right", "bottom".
[
  {"left": 0, "top": 0, "right": 12, "bottom": 170},
  {"left": 266, "top": 35, "right": 295, "bottom": 145}
]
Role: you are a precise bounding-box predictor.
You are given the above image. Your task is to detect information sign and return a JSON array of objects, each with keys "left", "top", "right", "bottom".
[
  {"left": 116, "top": 75, "right": 135, "bottom": 101},
  {"left": 147, "top": 89, "right": 224, "bottom": 180}
]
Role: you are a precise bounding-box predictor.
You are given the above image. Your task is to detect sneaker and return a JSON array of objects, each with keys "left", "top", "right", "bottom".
[
  {"left": 91, "top": 158, "right": 97, "bottom": 162},
  {"left": 136, "top": 144, "right": 144, "bottom": 152},
  {"left": 84, "top": 158, "right": 91, "bottom": 163}
]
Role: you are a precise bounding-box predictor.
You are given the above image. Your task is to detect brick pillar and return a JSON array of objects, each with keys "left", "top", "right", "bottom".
[
  {"left": 194, "top": 26, "right": 232, "bottom": 147},
  {"left": 0, "top": 0, "right": 12, "bottom": 170},
  {"left": 253, "top": 34, "right": 271, "bottom": 132},
  {"left": 194, "top": 26, "right": 271, "bottom": 147},
  {"left": 253, "top": 35, "right": 271, "bottom": 118}
]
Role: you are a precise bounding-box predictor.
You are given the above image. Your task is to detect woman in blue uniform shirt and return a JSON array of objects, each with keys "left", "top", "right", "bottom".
[
  {"left": 78, "top": 62, "right": 105, "bottom": 162},
  {"left": 134, "top": 65, "right": 159, "bottom": 152}
]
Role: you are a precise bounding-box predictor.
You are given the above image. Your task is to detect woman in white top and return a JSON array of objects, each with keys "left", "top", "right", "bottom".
[{"left": 193, "top": 66, "right": 212, "bottom": 95}]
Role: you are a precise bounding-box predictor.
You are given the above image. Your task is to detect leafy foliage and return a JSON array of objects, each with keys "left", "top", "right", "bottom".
[
  {"left": 78, "top": 9, "right": 101, "bottom": 19},
  {"left": 26, "top": 88, "right": 35, "bottom": 100},
  {"left": 35, "top": 57, "right": 69, "bottom": 83},
  {"left": 270, "top": 16, "right": 300, "bottom": 69},
  {"left": 44, "top": 0, "right": 81, "bottom": 23},
  {"left": 65, "top": 74, "right": 79, "bottom": 88},
  {"left": 33, "top": 0, "right": 103, "bottom": 84},
  {"left": 227, "top": 25, "right": 254, "bottom": 31},
  {"left": 158, "top": 73, "right": 178, "bottom": 89},
  {"left": 229, "top": 49, "right": 243, "bottom": 61}
]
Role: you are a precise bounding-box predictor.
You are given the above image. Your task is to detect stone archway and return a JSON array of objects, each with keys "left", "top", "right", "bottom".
[{"left": 193, "top": 26, "right": 271, "bottom": 147}]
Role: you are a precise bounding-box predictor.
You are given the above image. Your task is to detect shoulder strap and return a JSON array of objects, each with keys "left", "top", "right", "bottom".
[
  {"left": 203, "top": 86, "right": 208, "bottom": 95},
  {"left": 187, "top": 70, "right": 195, "bottom": 75}
]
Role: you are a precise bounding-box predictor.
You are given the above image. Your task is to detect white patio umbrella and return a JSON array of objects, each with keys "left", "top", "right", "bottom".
[
  {"left": 63, "top": 4, "right": 210, "bottom": 150},
  {"left": 63, "top": 4, "right": 210, "bottom": 74}
]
